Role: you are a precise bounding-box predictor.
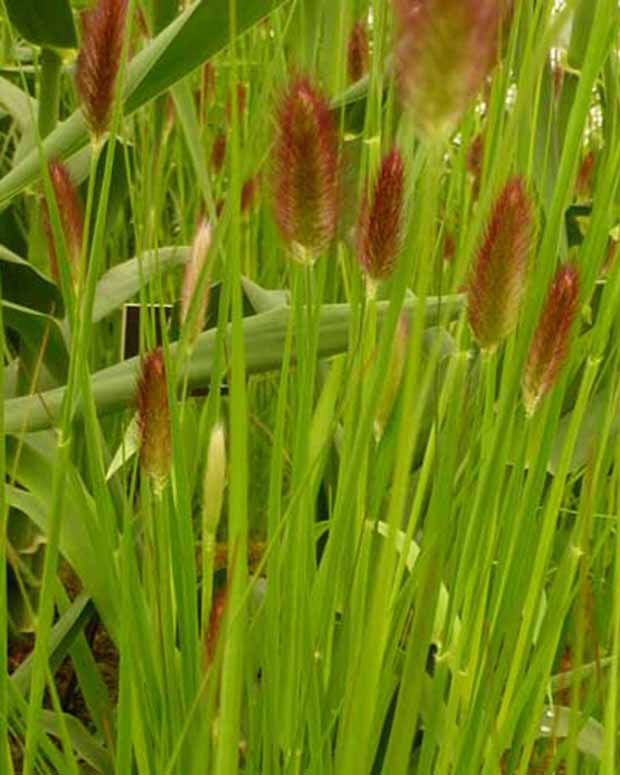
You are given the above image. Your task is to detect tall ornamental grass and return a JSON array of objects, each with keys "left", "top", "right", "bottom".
[{"left": 0, "top": 0, "right": 619, "bottom": 773}]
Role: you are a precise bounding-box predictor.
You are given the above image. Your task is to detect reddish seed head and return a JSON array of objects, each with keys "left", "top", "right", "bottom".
[
  {"left": 575, "top": 150, "right": 595, "bottom": 200},
  {"left": 443, "top": 230, "right": 456, "bottom": 263},
  {"left": 393, "top": 0, "right": 505, "bottom": 138},
  {"left": 137, "top": 347, "right": 172, "bottom": 492},
  {"left": 347, "top": 21, "right": 370, "bottom": 83},
  {"left": 226, "top": 82, "right": 247, "bottom": 123},
  {"left": 271, "top": 76, "right": 340, "bottom": 260},
  {"left": 241, "top": 174, "right": 260, "bottom": 214},
  {"left": 522, "top": 264, "right": 579, "bottom": 416},
  {"left": 467, "top": 176, "right": 534, "bottom": 351},
  {"left": 211, "top": 131, "right": 227, "bottom": 174},
  {"left": 205, "top": 584, "right": 227, "bottom": 667},
  {"left": 75, "top": 0, "right": 128, "bottom": 141},
  {"left": 356, "top": 147, "right": 405, "bottom": 286},
  {"left": 42, "top": 161, "right": 84, "bottom": 288}
]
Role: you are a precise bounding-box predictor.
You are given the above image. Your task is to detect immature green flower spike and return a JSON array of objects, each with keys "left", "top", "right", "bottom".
[
  {"left": 393, "top": 0, "right": 507, "bottom": 138},
  {"left": 467, "top": 176, "right": 534, "bottom": 351},
  {"left": 42, "top": 161, "right": 84, "bottom": 289},
  {"left": 181, "top": 218, "right": 213, "bottom": 343},
  {"left": 76, "top": 0, "right": 128, "bottom": 141},
  {"left": 347, "top": 21, "right": 370, "bottom": 84},
  {"left": 522, "top": 264, "right": 579, "bottom": 416},
  {"left": 271, "top": 76, "right": 340, "bottom": 261},
  {"left": 356, "top": 147, "right": 405, "bottom": 289},
  {"left": 137, "top": 347, "right": 172, "bottom": 493}
]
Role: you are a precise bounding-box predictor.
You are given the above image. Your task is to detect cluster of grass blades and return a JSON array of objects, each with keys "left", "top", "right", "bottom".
[{"left": 0, "top": 0, "right": 619, "bottom": 773}]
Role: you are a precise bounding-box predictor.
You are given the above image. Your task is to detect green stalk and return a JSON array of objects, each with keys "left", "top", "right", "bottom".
[{"left": 38, "top": 48, "right": 62, "bottom": 140}]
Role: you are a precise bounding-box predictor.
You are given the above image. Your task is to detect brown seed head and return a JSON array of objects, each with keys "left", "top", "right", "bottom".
[
  {"left": 241, "top": 174, "right": 260, "bottom": 214},
  {"left": 137, "top": 347, "right": 172, "bottom": 492},
  {"left": 271, "top": 76, "right": 340, "bottom": 260},
  {"left": 522, "top": 264, "right": 579, "bottom": 416},
  {"left": 76, "top": 0, "right": 128, "bottom": 140},
  {"left": 347, "top": 21, "right": 370, "bottom": 83},
  {"left": 356, "top": 147, "right": 405, "bottom": 286},
  {"left": 42, "top": 161, "right": 84, "bottom": 288},
  {"left": 467, "top": 175, "right": 534, "bottom": 351},
  {"left": 211, "top": 131, "right": 227, "bottom": 174},
  {"left": 575, "top": 150, "right": 595, "bottom": 200},
  {"left": 226, "top": 82, "right": 247, "bottom": 123},
  {"left": 393, "top": 0, "right": 506, "bottom": 138}
]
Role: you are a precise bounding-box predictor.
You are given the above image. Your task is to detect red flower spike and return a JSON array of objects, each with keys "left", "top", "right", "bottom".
[
  {"left": 356, "top": 147, "right": 405, "bottom": 287},
  {"left": 226, "top": 82, "right": 247, "bottom": 123},
  {"left": 271, "top": 76, "right": 340, "bottom": 261},
  {"left": 575, "top": 150, "right": 595, "bottom": 200},
  {"left": 393, "top": 0, "right": 506, "bottom": 138},
  {"left": 467, "top": 176, "right": 534, "bottom": 351},
  {"left": 347, "top": 21, "right": 370, "bottom": 83},
  {"left": 76, "top": 0, "right": 128, "bottom": 141},
  {"left": 211, "top": 132, "right": 227, "bottom": 174},
  {"left": 241, "top": 174, "right": 260, "bottom": 214},
  {"left": 522, "top": 264, "right": 579, "bottom": 416},
  {"left": 181, "top": 219, "right": 213, "bottom": 343},
  {"left": 137, "top": 347, "right": 172, "bottom": 492},
  {"left": 42, "top": 161, "right": 84, "bottom": 288}
]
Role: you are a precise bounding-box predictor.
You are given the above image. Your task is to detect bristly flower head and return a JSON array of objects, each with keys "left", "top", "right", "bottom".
[
  {"left": 211, "top": 131, "right": 227, "bottom": 174},
  {"left": 467, "top": 175, "right": 534, "bottom": 351},
  {"left": 181, "top": 219, "right": 213, "bottom": 343},
  {"left": 393, "top": 0, "right": 507, "bottom": 138},
  {"left": 522, "top": 264, "right": 579, "bottom": 416},
  {"left": 76, "top": 0, "right": 128, "bottom": 141},
  {"left": 42, "top": 161, "right": 84, "bottom": 289},
  {"left": 356, "top": 147, "right": 405, "bottom": 291},
  {"left": 137, "top": 347, "right": 172, "bottom": 493},
  {"left": 347, "top": 21, "right": 370, "bottom": 83},
  {"left": 271, "top": 76, "right": 340, "bottom": 261}
]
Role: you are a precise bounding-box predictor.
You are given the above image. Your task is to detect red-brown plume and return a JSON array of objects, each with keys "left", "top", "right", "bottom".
[
  {"left": 76, "top": 0, "right": 128, "bottom": 140},
  {"left": 347, "top": 21, "right": 370, "bottom": 83},
  {"left": 575, "top": 150, "right": 595, "bottom": 200},
  {"left": 467, "top": 176, "right": 534, "bottom": 351},
  {"left": 42, "top": 161, "right": 84, "bottom": 288},
  {"left": 211, "top": 131, "right": 227, "bottom": 174},
  {"left": 393, "top": 0, "right": 507, "bottom": 138},
  {"left": 271, "top": 76, "right": 340, "bottom": 260},
  {"left": 356, "top": 147, "right": 405, "bottom": 288},
  {"left": 522, "top": 264, "right": 579, "bottom": 416},
  {"left": 241, "top": 174, "right": 260, "bottom": 214},
  {"left": 137, "top": 347, "right": 172, "bottom": 493}
]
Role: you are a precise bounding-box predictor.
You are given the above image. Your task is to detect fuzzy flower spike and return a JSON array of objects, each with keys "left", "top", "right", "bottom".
[
  {"left": 356, "top": 147, "right": 405, "bottom": 294},
  {"left": 393, "top": 0, "right": 507, "bottom": 139},
  {"left": 76, "top": 0, "right": 128, "bottom": 141},
  {"left": 467, "top": 176, "right": 534, "bottom": 351},
  {"left": 42, "top": 161, "right": 84, "bottom": 289},
  {"left": 522, "top": 264, "right": 579, "bottom": 416},
  {"left": 137, "top": 347, "right": 172, "bottom": 494},
  {"left": 271, "top": 76, "right": 340, "bottom": 262}
]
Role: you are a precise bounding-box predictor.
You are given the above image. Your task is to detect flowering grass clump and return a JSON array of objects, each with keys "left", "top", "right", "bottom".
[
  {"left": 76, "top": 0, "right": 128, "bottom": 141},
  {"left": 467, "top": 175, "right": 534, "bottom": 351},
  {"left": 137, "top": 347, "right": 172, "bottom": 493},
  {"left": 42, "top": 161, "right": 84, "bottom": 289},
  {"left": 393, "top": 0, "right": 507, "bottom": 138},
  {"left": 271, "top": 76, "right": 340, "bottom": 261},
  {"left": 522, "top": 264, "right": 580, "bottom": 416},
  {"left": 356, "top": 147, "right": 405, "bottom": 291}
]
